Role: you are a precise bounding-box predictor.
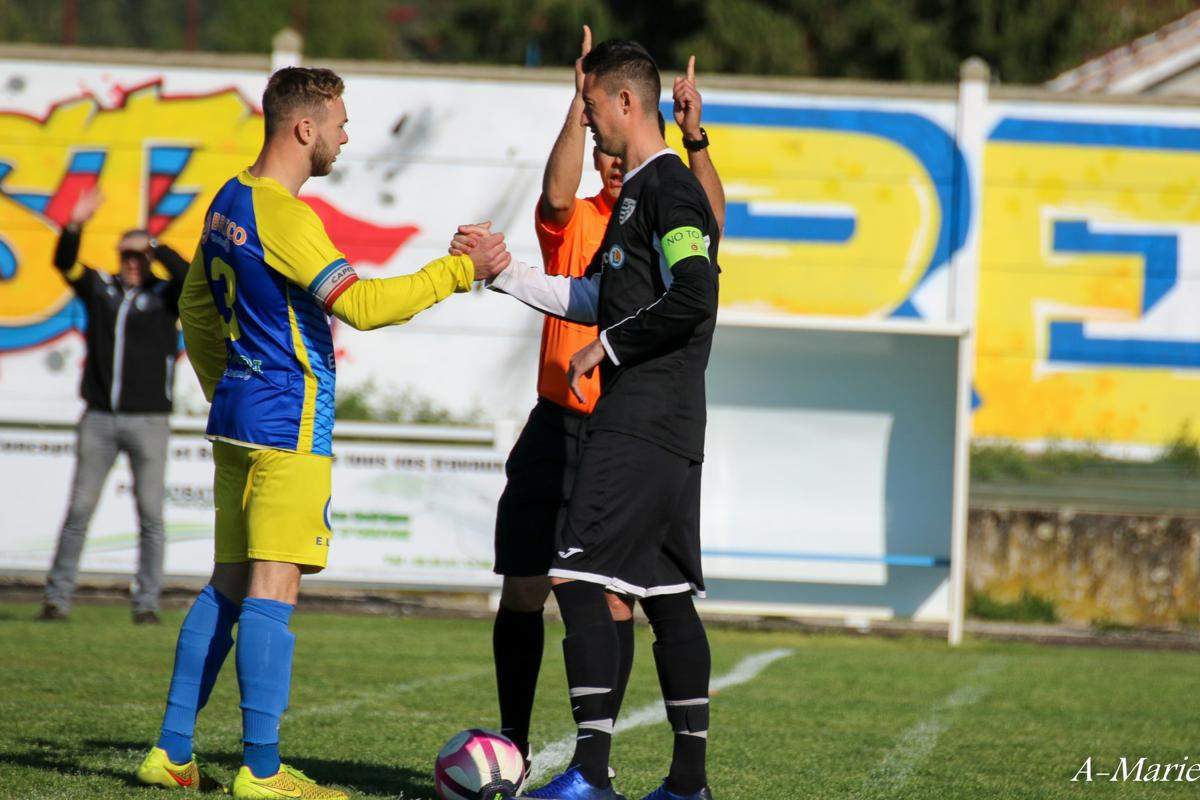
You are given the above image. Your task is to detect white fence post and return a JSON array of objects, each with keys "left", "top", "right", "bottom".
[
  {"left": 947, "top": 56, "right": 990, "bottom": 646},
  {"left": 271, "top": 28, "right": 303, "bottom": 73}
]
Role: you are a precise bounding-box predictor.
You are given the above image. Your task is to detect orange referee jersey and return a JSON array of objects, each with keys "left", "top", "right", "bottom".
[{"left": 533, "top": 191, "right": 613, "bottom": 414}]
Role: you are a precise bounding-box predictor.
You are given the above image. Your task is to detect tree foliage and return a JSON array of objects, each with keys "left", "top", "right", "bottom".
[{"left": 0, "top": 0, "right": 1194, "bottom": 84}]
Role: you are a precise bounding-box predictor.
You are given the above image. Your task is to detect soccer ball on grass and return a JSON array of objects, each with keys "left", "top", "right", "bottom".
[{"left": 434, "top": 728, "right": 526, "bottom": 800}]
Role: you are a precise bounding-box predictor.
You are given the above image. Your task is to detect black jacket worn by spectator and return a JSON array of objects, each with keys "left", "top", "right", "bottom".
[{"left": 54, "top": 225, "right": 189, "bottom": 413}]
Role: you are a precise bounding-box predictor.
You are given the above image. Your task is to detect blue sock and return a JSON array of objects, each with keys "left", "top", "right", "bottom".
[
  {"left": 236, "top": 597, "right": 295, "bottom": 779},
  {"left": 157, "top": 585, "right": 240, "bottom": 763}
]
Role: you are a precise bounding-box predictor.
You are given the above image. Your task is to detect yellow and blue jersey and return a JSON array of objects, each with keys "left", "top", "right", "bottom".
[
  {"left": 180, "top": 169, "right": 476, "bottom": 458},
  {"left": 187, "top": 171, "right": 357, "bottom": 456}
]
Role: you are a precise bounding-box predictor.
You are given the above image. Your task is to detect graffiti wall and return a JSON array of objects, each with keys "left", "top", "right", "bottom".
[
  {"left": 0, "top": 54, "right": 1196, "bottom": 446},
  {"left": 975, "top": 105, "right": 1200, "bottom": 444}
]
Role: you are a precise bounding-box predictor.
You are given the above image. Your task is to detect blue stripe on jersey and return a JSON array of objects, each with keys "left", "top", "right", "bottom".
[
  {"left": 200, "top": 175, "right": 328, "bottom": 453},
  {"left": 290, "top": 292, "right": 336, "bottom": 455}
]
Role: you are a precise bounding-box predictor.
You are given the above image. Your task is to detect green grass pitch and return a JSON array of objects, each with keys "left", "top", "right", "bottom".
[{"left": 0, "top": 601, "right": 1193, "bottom": 799}]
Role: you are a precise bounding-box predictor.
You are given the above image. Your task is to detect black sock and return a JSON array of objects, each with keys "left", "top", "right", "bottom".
[
  {"left": 493, "top": 605, "right": 544, "bottom": 759},
  {"left": 643, "top": 593, "right": 710, "bottom": 796},
  {"left": 553, "top": 581, "right": 618, "bottom": 788},
  {"left": 611, "top": 617, "right": 635, "bottom": 722}
]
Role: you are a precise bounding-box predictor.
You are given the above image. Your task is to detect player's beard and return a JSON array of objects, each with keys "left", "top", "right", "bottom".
[
  {"left": 310, "top": 135, "right": 336, "bottom": 177},
  {"left": 591, "top": 125, "right": 622, "bottom": 158}
]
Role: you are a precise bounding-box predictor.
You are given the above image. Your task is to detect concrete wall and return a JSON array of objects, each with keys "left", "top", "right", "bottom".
[{"left": 968, "top": 506, "right": 1200, "bottom": 626}]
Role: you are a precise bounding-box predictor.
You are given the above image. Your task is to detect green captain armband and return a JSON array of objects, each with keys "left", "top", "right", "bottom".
[{"left": 660, "top": 226, "right": 709, "bottom": 269}]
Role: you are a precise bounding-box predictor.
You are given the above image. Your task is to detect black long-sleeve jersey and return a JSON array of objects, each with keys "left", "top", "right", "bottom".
[{"left": 589, "top": 149, "right": 720, "bottom": 461}]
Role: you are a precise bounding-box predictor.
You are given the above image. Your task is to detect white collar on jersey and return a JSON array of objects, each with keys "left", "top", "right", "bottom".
[{"left": 621, "top": 147, "right": 675, "bottom": 183}]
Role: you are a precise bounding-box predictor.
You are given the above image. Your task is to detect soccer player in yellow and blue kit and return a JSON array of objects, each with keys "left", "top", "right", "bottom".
[{"left": 134, "top": 67, "right": 510, "bottom": 799}]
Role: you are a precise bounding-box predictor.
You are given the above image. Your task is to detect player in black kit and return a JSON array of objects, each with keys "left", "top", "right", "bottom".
[{"left": 484, "top": 38, "right": 719, "bottom": 800}]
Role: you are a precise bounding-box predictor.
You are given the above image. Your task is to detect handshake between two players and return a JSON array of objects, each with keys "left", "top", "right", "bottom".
[{"left": 138, "top": 28, "right": 720, "bottom": 800}]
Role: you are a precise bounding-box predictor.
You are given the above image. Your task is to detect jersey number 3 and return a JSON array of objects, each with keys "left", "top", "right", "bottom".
[{"left": 210, "top": 257, "right": 241, "bottom": 341}]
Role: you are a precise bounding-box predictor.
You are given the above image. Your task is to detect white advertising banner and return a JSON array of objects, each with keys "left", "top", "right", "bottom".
[
  {"left": 0, "top": 424, "right": 508, "bottom": 588},
  {"left": 0, "top": 404, "right": 899, "bottom": 590}
]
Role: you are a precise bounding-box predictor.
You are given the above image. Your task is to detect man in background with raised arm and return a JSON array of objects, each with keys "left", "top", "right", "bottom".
[
  {"left": 42, "top": 187, "right": 190, "bottom": 625},
  {"left": 452, "top": 27, "right": 724, "bottom": 789}
]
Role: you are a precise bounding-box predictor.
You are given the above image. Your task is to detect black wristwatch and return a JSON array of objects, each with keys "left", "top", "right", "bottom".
[{"left": 683, "top": 128, "right": 709, "bottom": 152}]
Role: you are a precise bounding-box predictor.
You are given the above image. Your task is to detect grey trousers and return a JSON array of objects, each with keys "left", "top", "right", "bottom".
[{"left": 45, "top": 409, "right": 171, "bottom": 613}]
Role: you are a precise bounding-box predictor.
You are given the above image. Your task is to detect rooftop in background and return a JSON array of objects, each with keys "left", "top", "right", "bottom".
[{"left": 1047, "top": 8, "right": 1200, "bottom": 96}]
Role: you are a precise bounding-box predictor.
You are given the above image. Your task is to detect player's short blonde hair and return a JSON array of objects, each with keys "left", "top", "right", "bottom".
[{"left": 262, "top": 67, "right": 345, "bottom": 139}]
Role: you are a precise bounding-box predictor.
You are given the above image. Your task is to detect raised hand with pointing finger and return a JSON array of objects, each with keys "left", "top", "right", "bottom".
[
  {"left": 673, "top": 55, "right": 703, "bottom": 141},
  {"left": 574, "top": 24, "right": 592, "bottom": 99},
  {"left": 672, "top": 54, "right": 726, "bottom": 235}
]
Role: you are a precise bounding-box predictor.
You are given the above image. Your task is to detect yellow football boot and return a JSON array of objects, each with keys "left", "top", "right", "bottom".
[
  {"left": 230, "top": 763, "right": 348, "bottom": 799},
  {"left": 135, "top": 746, "right": 202, "bottom": 790}
]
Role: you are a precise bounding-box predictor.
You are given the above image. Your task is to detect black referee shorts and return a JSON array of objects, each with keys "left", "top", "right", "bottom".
[
  {"left": 493, "top": 398, "right": 587, "bottom": 577},
  {"left": 549, "top": 429, "right": 705, "bottom": 598}
]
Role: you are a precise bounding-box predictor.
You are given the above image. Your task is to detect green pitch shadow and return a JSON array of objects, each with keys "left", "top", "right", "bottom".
[{"left": 2, "top": 737, "right": 436, "bottom": 798}]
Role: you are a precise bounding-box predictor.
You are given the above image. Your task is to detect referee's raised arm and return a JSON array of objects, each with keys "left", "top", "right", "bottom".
[
  {"left": 674, "top": 55, "right": 726, "bottom": 238},
  {"left": 540, "top": 25, "right": 593, "bottom": 226}
]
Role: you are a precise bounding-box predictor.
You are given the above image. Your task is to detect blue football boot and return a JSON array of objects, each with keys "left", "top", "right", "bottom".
[
  {"left": 638, "top": 781, "right": 713, "bottom": 800},
  {"left": 520, "top": 766, "right": 624, "bottom": 799}
]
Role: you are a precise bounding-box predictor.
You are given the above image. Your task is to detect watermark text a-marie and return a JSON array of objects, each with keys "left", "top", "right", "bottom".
[{"left": 1073, "top": 756, "right": 1200, "bottom": 783}]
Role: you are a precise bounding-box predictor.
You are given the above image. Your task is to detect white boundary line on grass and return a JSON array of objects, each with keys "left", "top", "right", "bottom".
[
  {"left": 856, "top": 659, "right": 1006, "bottom": 798},
  {"left": 530, "top": 648, "right": 795, "bottom": 782}
]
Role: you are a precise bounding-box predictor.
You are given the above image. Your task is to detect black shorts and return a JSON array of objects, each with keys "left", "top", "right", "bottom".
[
  {"left": 549, "top": 429, "right": 704, "bottom": 598},
  {"left": 494, "top": 398, "right": 587, "bottom": 577}
]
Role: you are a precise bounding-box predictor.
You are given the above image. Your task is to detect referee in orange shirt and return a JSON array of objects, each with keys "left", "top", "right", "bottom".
[{"left": 452, "top": 27, "right": 725, "bottom": 779}]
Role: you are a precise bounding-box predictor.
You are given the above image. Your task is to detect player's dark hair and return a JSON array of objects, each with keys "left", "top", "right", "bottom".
[
  {"left": 262, "top": 67, "right": 345, "bottom": 139},
  {"left": 581, "top": 39, "right": 661, "bottom": 117}
]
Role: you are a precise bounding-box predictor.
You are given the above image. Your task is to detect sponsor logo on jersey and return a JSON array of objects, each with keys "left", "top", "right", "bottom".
[
  {"left": 223, "top": 355, "right": 261, "bottom": 380},
  {"left": 235, "top": 354, "right": 263, "bottom": 374},
  {"left": 604, "top": 245, "right": 626, "bottom": 270},
  {"left": 207, "top": 210, "right": 247, "bottom": 247},
  {"left": 619, "top": 197, "right": 637, "bottom": 224}
]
